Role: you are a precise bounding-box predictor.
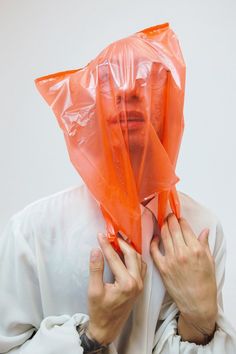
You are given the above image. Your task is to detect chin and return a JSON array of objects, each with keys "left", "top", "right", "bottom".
[{"left": 128, "top": 133, "right": 146, "bottom": 153}]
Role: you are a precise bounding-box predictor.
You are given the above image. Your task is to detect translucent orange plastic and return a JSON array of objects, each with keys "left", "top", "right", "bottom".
[{"left": 35, "top": 23, "right": 186, "bottom": 254}]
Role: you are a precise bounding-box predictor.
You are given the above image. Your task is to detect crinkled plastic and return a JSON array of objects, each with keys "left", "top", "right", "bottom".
[{"left": 35, "top": 23, "right": 186, "bottom": 254}]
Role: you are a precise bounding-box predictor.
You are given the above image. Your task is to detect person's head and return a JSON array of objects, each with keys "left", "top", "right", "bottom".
[
  {"left": 96, "top": 46, "right": 168, "bottom": 150},
  {"left": 95, "top": 52, "right": 169, "bottom": 183}
]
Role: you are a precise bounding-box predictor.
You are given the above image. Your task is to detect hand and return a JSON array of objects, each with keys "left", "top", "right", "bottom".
[
  {"left": 87, "top": 234, "right": 147, "bottom": 345},
  {"left": 150, "top": 214, "right": 218, "bottom": 330}
]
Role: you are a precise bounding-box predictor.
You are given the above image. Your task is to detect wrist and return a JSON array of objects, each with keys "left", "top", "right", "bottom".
[
  {"left": 77, "top": 321, "right": 109, "bottom": 353},
  {"left": 181, "top": 308, "right": 217, "bottom": 334},
  {"left": 87, "top": 322, "right": 111, "bottom": 346},
  {"left": 177, "top": 312, "right": 217, "bottom": 345},
  {"left": 181, "top": 303, "right": 217, "bottom": 326}
]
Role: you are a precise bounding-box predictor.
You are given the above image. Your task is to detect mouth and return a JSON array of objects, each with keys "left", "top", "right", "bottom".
[{"left": 110, "top": 111, "right": 145, "bottom": 130}]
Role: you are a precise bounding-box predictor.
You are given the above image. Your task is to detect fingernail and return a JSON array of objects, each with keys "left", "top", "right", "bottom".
[
  {"left": 165, "top": 213, "right": 172, "bottom": 221},
  {"left": 97, "top": 233, "right": 106, "bottom": 241},
  {"left": 152, "top": 234, "right": 159, "bottom": 242},
  {"left": 90, "top": 248, "right": 102, "bottom": 262}
]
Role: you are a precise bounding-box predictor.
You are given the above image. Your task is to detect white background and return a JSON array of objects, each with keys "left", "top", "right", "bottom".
[{"left": 0, "top": 0, "right": 236, "bottom": 327}]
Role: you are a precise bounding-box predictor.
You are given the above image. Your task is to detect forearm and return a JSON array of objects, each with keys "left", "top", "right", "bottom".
[{"left": 177, "top": 313, "right": 217, "bottom": 345}]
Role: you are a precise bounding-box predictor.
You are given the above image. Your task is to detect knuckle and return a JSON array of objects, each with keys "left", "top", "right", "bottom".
[
  {"left": 88, "top": 288, "right": 103, "bottom": 300},
  {"left": 161, "top": 221, "right": 167, "bottom": 233},
  {"left": 141, "top": 262, "right": 147, "bottom": 278},
  {"left": 176, "top": 253, "right": 188, "bottom": 264},
  {"left": 166, "top": 256, "right": 176, "bottom": 269},
  {"left": 90, "top": 265, "right": 103, "bottom": 272},
  {"left": 209, "top": 254, "right": 215, "bottom": 266},
  {"left": 179, "top": 217, "right": 186, "bottom": 223},
  {"left": 161, "top": 267, "right": 168, "bottom": 277},
  {"left": 142, "top": 260, "right": 147, "bottom": 269},
  {"left": 106, "top": 251, "right": 119, "bottom": 264},
  {"left": 122, "top": 278, "right": 137, "bottom": 295},
  {"left": 127, "top": 249, "right": 138, "bottom": 260},
  {"left": 136, "top": 253, "right": 142, "bottom": 262},
  {"left": 192, "top": 247, "right": 204, "bottom": 258},
  {"left": 150, "top": 242, "right": 156, "bottom": 255},
  {"left": 137, "top": 280, "right": 144, "bottom": 292},
  {"left": 159, "top": 263, "right": 168, "bottom": 276}
]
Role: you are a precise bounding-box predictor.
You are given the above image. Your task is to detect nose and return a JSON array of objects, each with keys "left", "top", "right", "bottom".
[{"left": 116, "top": 87, "right": 141, "bottom": 105}]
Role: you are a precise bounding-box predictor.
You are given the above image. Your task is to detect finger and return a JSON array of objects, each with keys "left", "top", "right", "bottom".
[
  {"left": 88, "top": 248, "right": 104, "bottom": 296},
  {"left": 118, "top": 233, "right": 142, "bottom": 273},
  {"left": 117, "top": 238, "right": 143, "bottom": 282},
  {"left": 135, "top": 251, "right": 142, "bottom": 273},
  {"left": 198, "top": 228, "right": 211, "bottom": 253},
  {"left": 161, "top": 220, "right": 175, "bottom": 256},
  {"left": 97, "top": 233, "right": 129, "bottom": 283},
  {"left": 167, "top": 214, "right": 187, "bottom": 253},
  {"left": 179, "top": 217, "right": 199, "bottom": 247},
  {"left": 140, "top": 259, "right": 147, "bottom": 280},
  {"left": 150, "top": 235, "right": 165, "bottom": 269}
]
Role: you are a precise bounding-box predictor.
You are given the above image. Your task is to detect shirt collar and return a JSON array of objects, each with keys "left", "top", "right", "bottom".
[{"left": 141, "top": 193, "right": 173, "bottom": 237}]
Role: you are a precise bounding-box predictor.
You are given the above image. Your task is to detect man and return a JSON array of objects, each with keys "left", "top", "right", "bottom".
[{"left": 0, "top": 23, "right": 236, "bottom": 353}]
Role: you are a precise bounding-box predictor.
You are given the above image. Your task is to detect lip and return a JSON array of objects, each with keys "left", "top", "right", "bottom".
[{"left": 109, "top": 110, "right": 145, "bottom": 130}]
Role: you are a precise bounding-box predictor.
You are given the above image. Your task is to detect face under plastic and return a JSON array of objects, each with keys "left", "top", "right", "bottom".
[{"left": 35, "top": 23, "right": 186, "bottom": 253}]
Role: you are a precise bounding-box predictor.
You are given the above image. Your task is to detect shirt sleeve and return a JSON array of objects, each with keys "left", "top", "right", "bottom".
[
  {"left": 152, "top": 221, "right": 236, "bottom": 353},
  {"left": 0, "top": 215, "right": 117, "bottom": 354}
]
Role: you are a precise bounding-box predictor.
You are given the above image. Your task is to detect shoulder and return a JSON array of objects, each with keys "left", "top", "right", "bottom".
[
  {"left": 3, "top": 184, "right": 101, "bottom": 245},
  {"left": 178, "top": 190, "right": 219, "bottom": 225},
  {"left": 177, "top": 190, "right": 225, "bottom": 256}
]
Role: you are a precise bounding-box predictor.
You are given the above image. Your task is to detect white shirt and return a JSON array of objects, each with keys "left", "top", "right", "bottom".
[{"left": 0, "top": 185, "right": 236, "bottom": 353}]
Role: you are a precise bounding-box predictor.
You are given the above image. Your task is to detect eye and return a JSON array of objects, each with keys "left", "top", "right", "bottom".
[
  {"left": 100, "top": 72, "right": 109, "bottom": 83},
  {"left": 116, "top": 95, "right": 122, "bottom": 104},
  {"left": 136, "top": 78, "right": 146, "bottom": 87},
  {"left": 131, "top": 94, "right": 139, "bottom": 101}
]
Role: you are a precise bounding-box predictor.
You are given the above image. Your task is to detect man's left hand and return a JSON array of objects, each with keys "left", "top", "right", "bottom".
[{"left": 150, "top": 213, "right": 218, "bottom": 329}]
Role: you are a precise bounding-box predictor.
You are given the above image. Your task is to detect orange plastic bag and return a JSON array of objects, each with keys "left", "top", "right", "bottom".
[{"left": 35, "top": 23, "right": 186, "bottom": 254}]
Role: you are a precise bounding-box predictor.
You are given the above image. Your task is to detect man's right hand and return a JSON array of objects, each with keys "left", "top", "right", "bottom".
[{"left": 87, "top": 233, "right": 147, "bottom": 346}]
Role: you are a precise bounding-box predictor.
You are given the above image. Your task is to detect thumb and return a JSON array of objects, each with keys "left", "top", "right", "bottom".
[
  {"left": 88, "top": 248, "right": 104, "bottom": 297},
  {"left": 150, "top": 234, "right": 164, "bottom": 269},
  {"left": 198, "top": 228, "right": 210, "bottom": 249}
]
